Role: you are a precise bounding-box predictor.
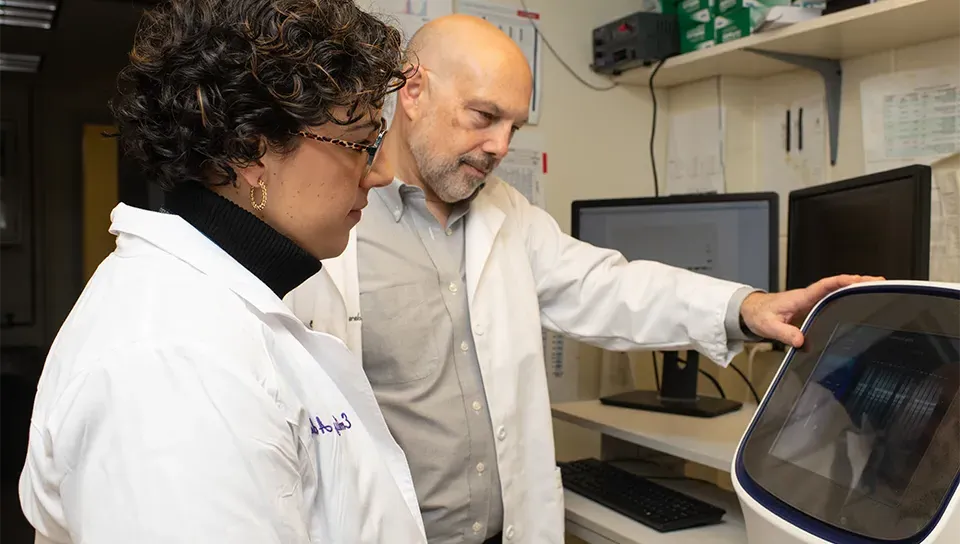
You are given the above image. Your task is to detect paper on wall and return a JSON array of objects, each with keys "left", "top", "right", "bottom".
[
  {"left": 492, "top": 130, "right": 546, "bottom": 208},
  {"left": 930, "top": 170, "right": 960, "bottom": 282},
  {"left": 361, "top": 0, "right": 453, "bottom": 18},
  {"left": 456, "top": 0, "right": 543, "bottom": 125},
  {"left": 665, "top": 106, "right": 726, "bottom": 195},
  {"left": 758, "top": 95, "right": 827, "bottom": 233},
  {"left": 358, "top": 0, "right": 455, "bottom": 127},
  {"left": 542, "top": 330, "right": 579, "bottom": 402},
  {"left": 599, "top": 350, "right": 635, "bottom": 399},
  {"left": 929, "top": 153, "right": 960, "bottom": 283},
  {"left": 861, "top": 67, "right": 960, "bottom": 174}
]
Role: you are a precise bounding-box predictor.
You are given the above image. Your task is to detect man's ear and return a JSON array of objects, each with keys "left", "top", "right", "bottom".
[{"left": 397, "top": 65, "right": 426, "bottom": 121}]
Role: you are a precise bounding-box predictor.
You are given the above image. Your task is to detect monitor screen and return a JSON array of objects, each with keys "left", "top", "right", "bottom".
[
  {"left": 573, "top": 195, "right": 777, "bottom": 292},
  {"left": 737, "top": 286, "right": 960, "bottom": 542},
  {"left": 787, "top": 166, "right": 931, "bottom": 290}
]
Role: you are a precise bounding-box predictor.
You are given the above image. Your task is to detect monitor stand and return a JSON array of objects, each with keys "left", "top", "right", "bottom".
[{"left": 599, "top": 351, "right": 742, "bottom": 418}]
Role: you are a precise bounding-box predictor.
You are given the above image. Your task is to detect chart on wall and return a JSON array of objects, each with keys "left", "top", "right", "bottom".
[
  {"left": 491, "top": 130, "right": 547, "bottom": 208},
  {"left": 666, "top": 106, "right": 726, "bottom": 195},
  {"left": 359, "top": 0, "right": 455, "bottom": 40},
  {"left": 929, "top": 154, "right": 960, "bottom": 283},
  {"left": 456, "top": 0, "right": 543, "bottom": 125},
  {"left": 860, "top": 67, "right": 960, "bottom": 174},
  {"left": 542, "top": 329, "right": 579, "bottom": 402},
  {"left": 358, "top": 0, "right": 455, "bottom": 127}
]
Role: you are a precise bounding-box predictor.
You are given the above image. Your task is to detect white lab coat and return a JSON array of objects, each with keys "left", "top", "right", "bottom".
[
  {"left": 19, "top": 204, "right": 427, "bottom": 544},
  {"left": 285, "top": 177, "right": 749, "bottom": 543}
]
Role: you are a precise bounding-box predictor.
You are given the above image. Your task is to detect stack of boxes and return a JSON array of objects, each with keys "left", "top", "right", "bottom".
[{"left": 676, "top": 0, "right": 794, "bottom": 53}]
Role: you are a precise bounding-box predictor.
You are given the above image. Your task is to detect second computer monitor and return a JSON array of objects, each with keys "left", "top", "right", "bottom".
[
  {"left": 572, "top": 193, "right": 779, "bottom": 293},
  {"left": 786, "top": 165, "right": 932, "bottom": 291}
]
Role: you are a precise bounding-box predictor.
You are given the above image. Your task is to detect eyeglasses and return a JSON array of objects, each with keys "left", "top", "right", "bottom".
[{"left": 296, "top": 118, "right": 387, "bottom": 179}]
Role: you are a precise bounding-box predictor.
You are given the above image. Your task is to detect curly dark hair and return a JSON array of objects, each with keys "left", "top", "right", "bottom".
[{"left": 110, "top": 0, "right": 409, "bottom": 190}]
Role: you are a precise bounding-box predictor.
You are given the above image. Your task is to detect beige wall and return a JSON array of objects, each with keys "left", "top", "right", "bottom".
[
  {"left": 618, "top": 36, "right": 960, "bottom": 492},
  {"left": 663, "top": 36, "right": 960, "bottom": 404},
  {"left": 454, "top": 3, "right": 959, "bottom": 481},
  {"left": 378, "top": 1, "right": 951, "bottom": 470}
]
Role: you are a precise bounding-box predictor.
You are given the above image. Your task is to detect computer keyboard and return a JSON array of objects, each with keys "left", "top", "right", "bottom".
[{"left": 559, "top": 458, "right": 726, "bottom": 533}]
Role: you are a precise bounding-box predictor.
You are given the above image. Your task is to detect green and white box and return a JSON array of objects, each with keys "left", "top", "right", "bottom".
[
  {"left": 715, "top": 0, "right": 792, "bottom": 43},
  {"left": 677, "top": 0, "right": 714, "bottom": 27},
  {"left": 680, "top": 20, "right": 716, "bottom": 52},
  {"left": 714, "top": 7, "right": 753, "bottom": 43},
  {"left": 717, "top": 0, "right": 792, "bottom": 18}
]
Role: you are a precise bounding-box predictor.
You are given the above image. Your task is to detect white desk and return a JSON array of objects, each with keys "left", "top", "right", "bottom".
[
  {"left": 552, "top": 401, "right": 756, "bottom": 544},
  {"left": 552, "top": 401, "right": 756, "bottom": 471}
]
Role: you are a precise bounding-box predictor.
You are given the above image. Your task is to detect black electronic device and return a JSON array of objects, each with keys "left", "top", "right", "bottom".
[
  {"left": 572, "top": 192, "right": 779, "bottom": 418},
  {"left": 734, "top": 282, "right": 960, "bottom": 544},
  {"left": 591, "top": 11, "right": 679, "bottom": 75},
  {"left": 786, "top": 164, "right": 931, "bottom": 291},
  {"left": 822, "top": 0, "right": 874, "bottom": 16},
  {"left": 559, "top": 458, "right": 727, "bottom": 532}
]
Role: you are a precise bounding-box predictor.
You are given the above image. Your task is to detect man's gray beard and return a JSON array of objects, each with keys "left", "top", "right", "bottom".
[
  {"left": 413, "top": 149, "right": 484, "bottom": 204},
  {"left": 428, "top": 172, "right": 486, "bottom": 203}
]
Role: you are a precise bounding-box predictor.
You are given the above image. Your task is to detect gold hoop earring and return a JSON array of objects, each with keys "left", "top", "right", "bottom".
[{"left": 250, "top": 177, "right": 267, "bottom": 212}]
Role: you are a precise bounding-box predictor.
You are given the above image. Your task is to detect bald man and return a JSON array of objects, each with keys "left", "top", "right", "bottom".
[{"left": 286, "top": 13, "right": 882, "bottom": 544}]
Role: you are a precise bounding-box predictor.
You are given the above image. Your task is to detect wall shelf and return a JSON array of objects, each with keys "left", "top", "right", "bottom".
[
  {"left": 612, "top": 0, "right": 959, "bottom": 89},
  {"left": 608, "top": 0, "right": 959, "bottom": 168}
]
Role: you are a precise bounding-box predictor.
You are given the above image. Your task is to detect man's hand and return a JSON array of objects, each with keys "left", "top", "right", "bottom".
[{"left": 740, "top": 275, "right": 885, "bottom": 348}]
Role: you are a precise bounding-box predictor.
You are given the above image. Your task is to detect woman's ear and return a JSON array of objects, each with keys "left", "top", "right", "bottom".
[{"left": 234, "top": 157, "right": 267, "bottom": 189}]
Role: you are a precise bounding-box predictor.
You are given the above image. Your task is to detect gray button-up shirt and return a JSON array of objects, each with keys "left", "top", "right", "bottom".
[
  {"left": 357, "top": 180, "right": 758, "bottom": 543},
  {"left": 358, "top": 180, "right": 504, "bottom": 543}
]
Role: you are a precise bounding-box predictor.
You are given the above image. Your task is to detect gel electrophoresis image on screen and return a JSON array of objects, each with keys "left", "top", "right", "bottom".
[
  {"left": 769, "top": 322, "right": 960, "bottom": 509},
  {"left": 787, "top": 165, "right": 931, "bottom": 290}
]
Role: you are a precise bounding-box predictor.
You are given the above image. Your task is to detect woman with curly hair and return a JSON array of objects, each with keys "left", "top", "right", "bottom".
[{"left": 18, "top": 1, "right": 426, "bottom": 542}]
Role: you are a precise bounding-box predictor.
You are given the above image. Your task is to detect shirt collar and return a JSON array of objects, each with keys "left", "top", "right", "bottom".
[
  {"left": 376, "top": 178, "right": 407, "bottom": 222},
  {"left": 375, "top": 177, "right": 481, "bottom": 224}
]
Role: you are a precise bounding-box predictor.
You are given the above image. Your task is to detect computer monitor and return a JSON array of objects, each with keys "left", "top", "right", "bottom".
[
  {"left": 786, "top": 165, "right": 931, "bottom": 291},
  {"left": 572, "top": 192, "right": 779, "bottom": 418},
  {"left": 733, "top": 281, "right": 960, "bottom": 544}
]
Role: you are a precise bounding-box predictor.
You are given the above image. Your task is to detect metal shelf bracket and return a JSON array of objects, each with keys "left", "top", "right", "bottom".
[{"left": 745, "top": 48, "right": 843, "bottom": 165}]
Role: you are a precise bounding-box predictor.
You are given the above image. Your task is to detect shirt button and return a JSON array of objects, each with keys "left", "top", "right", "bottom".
[
  {"left": 474, "top": 324, "right": 484, "bottom": 336},
  {"left": 472, "top": 521, "right": 482, "bottom": 533},
  {"left": 505, "top": 525, "right": 516, "bottom": 540},
  {"left": 472, "top": 400, "right": 482, "bottom": 412},
  {"left": 460, "top": 341, "right": 469, "bottom": 352},
  {"left": 497, "top": 426, "right": 507, "bottom": 440},
  {"left": 476, "top": 462, "right": 485, "bottom": 473},
  {"left": 445, "top": 227, "right": 453, "bottom": 236},
  {"left": 448, "top": 282, "right": 458, "bottom": 293}
]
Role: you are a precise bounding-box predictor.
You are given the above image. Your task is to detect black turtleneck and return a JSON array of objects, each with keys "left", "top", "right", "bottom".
[{"left": 162, "top": 181, "right": 321, "bottom": 299}]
